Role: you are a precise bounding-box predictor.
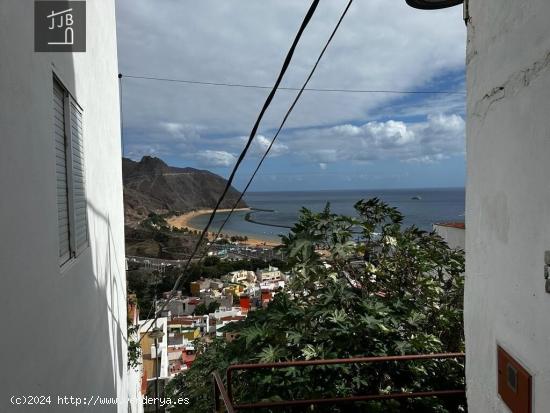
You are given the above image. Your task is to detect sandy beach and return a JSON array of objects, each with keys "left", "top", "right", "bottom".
[{"left": 167, "top": 208, "right": 282, "bottom": 247}]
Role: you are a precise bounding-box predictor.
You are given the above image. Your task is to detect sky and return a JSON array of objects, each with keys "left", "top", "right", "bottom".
[{"left": 116, "top": 1, "right": 467, "bottom": 192}]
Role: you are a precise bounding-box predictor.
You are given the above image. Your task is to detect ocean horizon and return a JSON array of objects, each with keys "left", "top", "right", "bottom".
[{"left": 188, "top": 187, "right": 466, "bottom": 242}]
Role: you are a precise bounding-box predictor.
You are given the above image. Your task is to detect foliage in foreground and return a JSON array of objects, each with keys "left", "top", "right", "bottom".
[{"left": 166, "top": 199, "right": 466, "bottom": 412}]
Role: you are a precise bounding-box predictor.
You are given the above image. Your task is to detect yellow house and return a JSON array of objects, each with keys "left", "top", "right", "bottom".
[
  {"left": 181, "top": 327, "right": 201, "bottom": 341},
  {"left": 190, "top": 281, "right": 201, "bottom": 296},
  {"left": 139, "top": 319, "right": 168, "bottom": 381},
  {"left": 225, "top": 285, "right": 244, "bottom": 296}
]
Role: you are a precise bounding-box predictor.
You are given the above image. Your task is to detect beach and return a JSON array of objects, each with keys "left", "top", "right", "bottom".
[
  {"left": 167, "top": 189, "right": 465, "bottom": 249},
  {"left": 167, "top": 208, "right": 282, "bottom": 247}
]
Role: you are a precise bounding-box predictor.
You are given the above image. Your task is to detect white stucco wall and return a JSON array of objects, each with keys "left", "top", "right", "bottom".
[
  {"left": 127, "top": 366, "right": 145, "bottom": 413},
  {"left": 465, "top": 0, "right": 550, "bottom": 411},
  {"left": 0, "top": 1, "right": 128, "bottom": 412}
]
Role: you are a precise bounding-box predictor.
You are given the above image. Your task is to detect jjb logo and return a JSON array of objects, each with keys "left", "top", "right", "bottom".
[
  {"left": 35, "top": 1, "right": 86, "bottom": 52},
  {"left": 47, "top": 7, "right": 74, "bottom": 45}
]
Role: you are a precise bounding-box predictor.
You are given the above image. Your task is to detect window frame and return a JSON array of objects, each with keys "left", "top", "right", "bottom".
[{"left": 53, "top": 74, "right": 89, "bottom": 268}]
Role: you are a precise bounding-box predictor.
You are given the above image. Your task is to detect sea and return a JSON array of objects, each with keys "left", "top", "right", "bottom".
[{"left": 188, "top": 188, "right": 465, "bottom": 243}]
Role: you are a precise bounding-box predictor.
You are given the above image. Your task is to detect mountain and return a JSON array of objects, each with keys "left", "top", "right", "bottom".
[{"left": 122, "top": 156, "right": 247, "bottom": 226}]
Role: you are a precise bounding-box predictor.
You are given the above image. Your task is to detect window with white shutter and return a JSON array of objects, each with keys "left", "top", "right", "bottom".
[
  {"left": 54, "top": 80, "right": 71, "bottom": 264},
  {"left": 69, "top": 101, "right": 88, "bottom": 253},
  {"left": 53, "top": 76, "right": 88, "bottom": 266}
]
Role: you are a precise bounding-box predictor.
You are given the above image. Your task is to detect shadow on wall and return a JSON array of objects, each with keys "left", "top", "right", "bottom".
[
  {"left": 89, "top": 200, "right": 128, "bottom": 400},
  {"left": 52, "top": 39, "right": 125, "bottom": 412}
]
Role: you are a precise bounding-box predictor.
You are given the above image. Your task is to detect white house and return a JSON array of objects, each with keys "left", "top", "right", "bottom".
[
  {"left": 226, "top": 269, "right": 256, "bottom": 283},
  {"left": 256, "top": 266, "right": 284, "bottom": 282},
  {"left": 209, "top": 307, "right": 244, "bottom": 321},
  {"left": 0, "top": 2, "right": 130, "bottom": 412},
  {"left": 433, "top": 222, "right": 465, "bottom": 250}
]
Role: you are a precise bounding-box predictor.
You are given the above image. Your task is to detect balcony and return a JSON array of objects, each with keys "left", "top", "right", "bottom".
[{"left": 212, "top": 353, "right": 466, "bottom": 412}]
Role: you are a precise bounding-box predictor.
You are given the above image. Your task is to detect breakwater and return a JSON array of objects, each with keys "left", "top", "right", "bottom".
[{"left": 244, "top": 208, "right": 293, "bottom": 229}]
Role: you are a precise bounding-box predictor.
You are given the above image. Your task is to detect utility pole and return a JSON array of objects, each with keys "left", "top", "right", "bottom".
[
  {"left": 149, "top": 325, "right": 164, "bottom": 413},
  {"left": 155, "top": 335, "right": 159, "bottom": 413}
]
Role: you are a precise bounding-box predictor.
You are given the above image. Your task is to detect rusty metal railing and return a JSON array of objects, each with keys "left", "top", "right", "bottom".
[
  {"left": 213, "top": 370, "right": 236, "bottom": 413},
  {"left": 212, "top": 352, "right": 465, "bottom": 412}
]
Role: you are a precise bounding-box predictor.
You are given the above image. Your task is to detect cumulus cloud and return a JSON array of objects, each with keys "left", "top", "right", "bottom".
[
  {"left": 287, "top": 113, "right": 464, "bottom": 164},
  {"left": 161, "top": 122, "right": 184, "bottom": 136},
  {"left": 255, "top": 135, "right": 289, "bottom": 156},
  {"left": 406, "top": 154, "right": 449, "bottom": 164},
  {"left": 116, "top": 1, "right": 466, "bottom": 187},
  {"left": 196, "top": 150, "right": 237, "bottom": 167},
  {"left": 117, "top": 1, "right": 465, "bottom": 136},
  {"left": 124, "top": 121, "right": 204, "bottom": 160},
  {"left": 125, "top": 143, "right": 161, "bottom": 159},
  {"left": 158, "top": 122, "right": 201, "bottom": 141},
  {"left": 232, "top": 134, "right": 289, "bottom": 157}
]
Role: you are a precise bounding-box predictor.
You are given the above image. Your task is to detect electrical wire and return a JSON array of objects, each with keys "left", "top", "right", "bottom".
[
  {"left": 154, "top": 0, "right": 356, "bottom": 321},
  {"left": 120, "top": 74, "right": 465, "bottom": 95},
  {"left": 138, "top": 0, "right": 321, "bottom": 342},
  {"left": 208, "top": 0, "right": 355, "bottom": 248},
  {"left": 118, "top": 74, "right": 125, "bottom": 157}
]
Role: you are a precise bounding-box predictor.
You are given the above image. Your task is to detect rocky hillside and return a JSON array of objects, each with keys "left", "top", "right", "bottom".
[{"left": 123, "top": 156, "right": 247, "bottom": 226}]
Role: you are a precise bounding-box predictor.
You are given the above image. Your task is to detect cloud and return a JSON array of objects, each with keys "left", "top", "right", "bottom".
[
  {"left": 406, "top": 154, "right": 449, "bottom": 164},
  {"left": 231, "top": 134, "right": 289, "bottom": 157},
  {"left": 196, "top": 150, "right": 237, "bottom": 167},
  {"left": 124, "top": 122, "right": 203, "bottom": 160},
  {"left": 287, "top": 113, "right": 464, "bottom": 164},
  {"left": 116, "top": 1, "right": 467, "bottom": 188},
  {"left": 117, "top": 1, "right": 466, "bottom": 136},
  {"left": 125, "top": 143, "right": 161, "bottom": 159},
  {"left": 161, "top": 122, "right": 184, "bottom": 136},
  {"left": 255, "top": 135, "right": 289, "bottom": 157}
]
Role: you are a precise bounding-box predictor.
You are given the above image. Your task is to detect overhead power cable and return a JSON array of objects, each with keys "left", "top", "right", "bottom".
[
  {"left": 120, "top": 73, "right": 465, "bottom": 95},
  {"left": 163, "top": 0, "right": 355, "bottom": 307},
  {"left": 209, "top": 0, "right": 355, "bottom": 246},
  {"left": 118, "top": 74, "right": 125, "bottom": 157},
  {"left": 139, "top": 0, "right": 321, "bottom": 342}
]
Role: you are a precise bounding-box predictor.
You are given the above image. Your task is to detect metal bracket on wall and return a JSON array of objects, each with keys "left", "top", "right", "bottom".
[
  {"left": 544, "top": 251, "right": 550, "bottom": 293},
  {"left": 463, "top": 0, "right": 470, "bottom": 25}
]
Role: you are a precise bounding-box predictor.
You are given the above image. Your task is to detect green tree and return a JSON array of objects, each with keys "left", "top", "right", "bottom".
[
  {"left": 193, "top": 301, "right": 220, "bottom": 316},
  {"left": 167, "top": 199, "right": 466, "bottom": 412},
  {"left": 192, "top": 303, "right": 208, "bottom": 316}
]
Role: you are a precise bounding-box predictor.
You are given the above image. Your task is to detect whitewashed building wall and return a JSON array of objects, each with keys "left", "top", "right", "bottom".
[
  {"left": 465, "top": 0, "right": 550, "bottom": 411},
  {"left": 0, "top": 1, "right": 129, "bottom": 412}
]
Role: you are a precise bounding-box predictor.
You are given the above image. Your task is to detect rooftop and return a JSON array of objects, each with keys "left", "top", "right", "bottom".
[{"left": 434, "top": 222, "right": 465, "bottom": 229}]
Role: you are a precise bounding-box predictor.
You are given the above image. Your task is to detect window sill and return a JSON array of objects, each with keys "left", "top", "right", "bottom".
[{"left": 59, "top": 245, "right": 90, "bottom": 276}]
